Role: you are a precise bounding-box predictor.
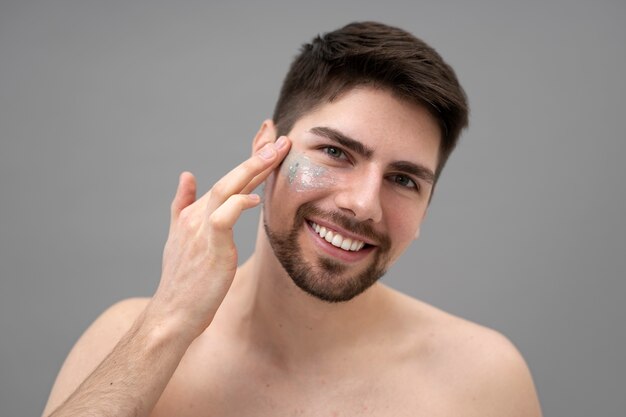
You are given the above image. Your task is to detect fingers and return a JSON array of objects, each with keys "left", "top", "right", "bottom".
[
  {"left": 206, "top": 136, "right": 290, "bottom": 213},
  {"left": 168, "top": 136, "right": 290, "bottom": 237},
  {"left": 240, "top": 161, "right": 281, "bottom": 195},
  {"left": 206, "top": 193, "right": 262, "bottom": 244},
  {"left": 170, "top": 172, "right": 197, "bottom": 227}
]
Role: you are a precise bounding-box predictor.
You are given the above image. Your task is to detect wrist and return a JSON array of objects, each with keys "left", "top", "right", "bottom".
[{"left": 137, "top": 299, "right": 207, "bottom": 348}]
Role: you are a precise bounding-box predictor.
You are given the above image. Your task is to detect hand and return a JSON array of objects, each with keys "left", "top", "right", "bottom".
[{"left": 148, "top": 135, "right": 291, "bottom": 341}]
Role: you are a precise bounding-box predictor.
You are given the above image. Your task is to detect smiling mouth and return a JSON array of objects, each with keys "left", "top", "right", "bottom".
[{"left": 308, "top": 221, "right": 371, "bottom": 252}]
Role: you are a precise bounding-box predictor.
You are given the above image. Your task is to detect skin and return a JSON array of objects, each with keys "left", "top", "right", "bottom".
[
  {"left": 281, "top": 150, "right": 337, "bottom": 191},
  {"left": 42, "top": 87, "right": 542, "bottom": 417}
]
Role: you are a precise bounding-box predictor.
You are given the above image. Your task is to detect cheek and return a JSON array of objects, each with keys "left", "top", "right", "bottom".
[
  {"left": 280, "top": 151, "right": 337, "bottom": 193},
  {"left": 383, "top": 197, "right": 426, "bottom": 242},
  {"left": 264, "top": 153, "right": 333, "bottom": 219}
]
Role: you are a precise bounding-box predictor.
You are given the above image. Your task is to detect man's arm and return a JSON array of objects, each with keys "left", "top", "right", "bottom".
[
  {"left": 42, "top": 129, "right": 291, "bottom": 417},
  {"left": 41, "top": 298, "right": 187, "bottom": 417},
  {"left": 42, "top": 298, "right": 148, "bottom": 416}
]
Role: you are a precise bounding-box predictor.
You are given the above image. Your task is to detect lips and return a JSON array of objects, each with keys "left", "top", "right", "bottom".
[{"left": 308, "top": 221, "right": 367, "bottom": 252}]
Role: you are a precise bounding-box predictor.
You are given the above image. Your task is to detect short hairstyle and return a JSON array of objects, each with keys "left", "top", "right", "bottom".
[{"left": 272, "top": 21, "right": 469, "bottom": 180}]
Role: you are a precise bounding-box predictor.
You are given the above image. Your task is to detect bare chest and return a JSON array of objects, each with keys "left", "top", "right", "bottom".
[{"left": 151, "top": 352, "right": 460, "bottom": 417}]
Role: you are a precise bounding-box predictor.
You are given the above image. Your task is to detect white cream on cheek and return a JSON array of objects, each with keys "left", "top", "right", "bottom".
[{"left": 280, "top": 150, "right": 336, "bottom": 192}]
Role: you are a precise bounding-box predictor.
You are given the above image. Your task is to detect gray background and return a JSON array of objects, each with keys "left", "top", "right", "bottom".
[{"left": 1, "top": 0, "right": 624, "bottom": 416}]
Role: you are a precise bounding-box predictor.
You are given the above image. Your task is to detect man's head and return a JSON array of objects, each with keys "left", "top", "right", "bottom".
[
  {"left": 257, "top": 22, "right": 468, "bottom": 303},
  {"left": 272, "top": 21, "right": 468, "bottom": 180}
]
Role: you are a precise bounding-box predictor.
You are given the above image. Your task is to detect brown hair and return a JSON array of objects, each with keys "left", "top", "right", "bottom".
[{"left": 272, "top": 21, "right": 469, "bottom": 180}]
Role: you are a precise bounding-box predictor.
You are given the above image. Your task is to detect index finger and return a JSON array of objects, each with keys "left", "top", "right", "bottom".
[
  {"left": 240, "top": 144, "right": 291, "bottom": 195},
  {"left": 205, "top": 136, "right": 291, "bottom": 212}
]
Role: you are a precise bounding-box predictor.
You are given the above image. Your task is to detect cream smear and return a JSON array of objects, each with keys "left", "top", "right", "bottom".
[{"left": 281, "top": 151, "right": 336, "bottom": 192}]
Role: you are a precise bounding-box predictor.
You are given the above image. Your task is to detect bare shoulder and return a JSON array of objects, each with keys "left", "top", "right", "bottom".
[
  {"left": 380, "top": 286, "right": 543, "bottom": 417},
  {"left": 433, "top": 313, "right": 542, "bottom": 417},
  {"left": 42, "top": 297, "right": 151, "bottom": 416}
]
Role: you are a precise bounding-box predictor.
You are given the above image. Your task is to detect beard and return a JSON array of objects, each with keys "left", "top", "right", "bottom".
[{"left": 263, "top": 202, "right": 392, "bottom": 303}]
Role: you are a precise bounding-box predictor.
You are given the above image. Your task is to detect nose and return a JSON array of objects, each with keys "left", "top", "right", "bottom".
[{"left": 333, "top": 168, "right": 383, "bottom": 223}]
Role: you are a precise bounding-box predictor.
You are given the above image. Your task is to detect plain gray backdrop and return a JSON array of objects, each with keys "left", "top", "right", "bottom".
[{"left": 1, "top": 1, "right": 624, "bottom": 416}]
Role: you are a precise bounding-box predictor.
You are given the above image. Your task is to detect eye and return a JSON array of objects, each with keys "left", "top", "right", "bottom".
[
  {"left": 322, "top": 146, "right": 348, "bottom": 160},
  {"left": 390, "top": 174, "right": 420, "bottom": 191}
]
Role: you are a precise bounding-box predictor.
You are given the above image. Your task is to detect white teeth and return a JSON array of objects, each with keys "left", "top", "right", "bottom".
[{"left": 310, "top": 222, "right": 366, "bottom": 252}]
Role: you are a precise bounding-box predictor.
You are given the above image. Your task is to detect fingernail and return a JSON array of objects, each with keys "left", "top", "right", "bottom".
[
  {"left": 275, "top": 136, "right": 288, "bottom": 150},
  {"left": 259, "top": 143, "right": 275, "bottom": 160}
]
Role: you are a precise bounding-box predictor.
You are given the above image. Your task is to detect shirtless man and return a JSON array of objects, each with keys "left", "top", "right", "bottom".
[{"left": 42, "top": 22, "right": 542, "bottom": 416}]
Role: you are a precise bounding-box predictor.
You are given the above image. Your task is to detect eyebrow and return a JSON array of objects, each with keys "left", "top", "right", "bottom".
[
  {"left": 309, "top": 126, "right": 374, "bottom": 159},
  {"left": 309, "top": 126, "right": 436, "bottom": 185},
  {"left": 390, "top": 161, "right": 435, "bottom": 185}
]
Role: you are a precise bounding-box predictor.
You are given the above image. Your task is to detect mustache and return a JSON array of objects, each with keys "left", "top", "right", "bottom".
[{"left": 295, "top": 202, "right": 391, "bottom": 251}]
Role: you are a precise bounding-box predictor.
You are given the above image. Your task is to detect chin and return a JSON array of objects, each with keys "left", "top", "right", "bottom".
[{"left": 262, "top": 204, "right": 391, "bottom": 303}]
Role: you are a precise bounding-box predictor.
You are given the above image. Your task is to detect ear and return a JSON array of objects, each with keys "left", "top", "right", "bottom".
[
  {"left": 251, "top": 119, "right": 278, "bottom": 155},
  {"left": 414, "top": 209, "right": 428, "bottom": 240}
]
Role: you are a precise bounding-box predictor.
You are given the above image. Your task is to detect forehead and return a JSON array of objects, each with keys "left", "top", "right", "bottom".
[{"left": 288, "top": 87, "right": 441, "bottom": 171}]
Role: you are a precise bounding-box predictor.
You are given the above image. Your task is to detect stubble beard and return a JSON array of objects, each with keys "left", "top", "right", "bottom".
[{"left": 263, "top": 202, "right": 392, "bottom": 303}]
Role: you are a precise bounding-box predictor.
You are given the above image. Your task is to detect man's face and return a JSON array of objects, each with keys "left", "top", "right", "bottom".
[{"left": 263, "top": 87, "right": 440, "bottom": 302}]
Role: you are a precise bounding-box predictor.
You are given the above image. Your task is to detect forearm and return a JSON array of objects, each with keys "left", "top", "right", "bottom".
[
  {"left": 48, "top": 309, "right": 193, "bottom": 417},
  {"left": 46, "top": 138, "right": 290, "bottom": 416}
]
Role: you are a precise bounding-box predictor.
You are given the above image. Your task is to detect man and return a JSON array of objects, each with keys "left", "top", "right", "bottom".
[{"left": 43, "top": 22, "right": 542, "bottom": 416}]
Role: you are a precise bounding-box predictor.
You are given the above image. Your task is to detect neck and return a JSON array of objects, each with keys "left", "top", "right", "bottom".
[{"left": 214, "top": 219, "right": 391, "bottom": 369}]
